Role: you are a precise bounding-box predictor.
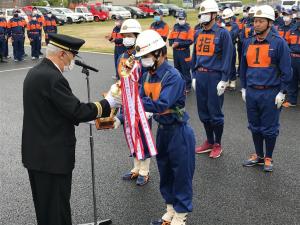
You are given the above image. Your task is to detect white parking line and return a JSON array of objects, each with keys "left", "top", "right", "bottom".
[{"left": 0, "top": 67, "right": 33, "bottom": 73}]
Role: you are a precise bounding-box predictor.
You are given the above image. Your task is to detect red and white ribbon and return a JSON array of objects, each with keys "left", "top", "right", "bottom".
[{"left": 121, "top": 61, "right": 157, "bottom": 160}]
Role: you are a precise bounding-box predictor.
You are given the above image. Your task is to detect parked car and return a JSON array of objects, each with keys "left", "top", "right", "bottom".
[
  {"left": 149, "top": 3, "right": 169, "bottom": 16},
  {"left": 218, "top": 1, "right": 243, "bottom": 15},
  {"left": 123, "top": 6, "right": 147, "bottom": 19},
  {"left": 53, "top": 8, "right": 82, "bottom": 24},
  {"left": 137, "top": 2, "right": 156, "bottom": 17},
  {"left": 35, "top": 6, "right": 67, "bottom": 25},
  {"left": 4, "top": 8, "right": 29, "bottom": 23},
  {"left": 74, "top": 6, "right": 94, "bottom": 22},
  {"left": 82, "top": 3, "right": 109, "bottom": 22},
  {"left": 101, "top": 5, "right": 131, "bottom": 19},
  {"left": 165, "top": 4, "right": 184, "bottom": 16}
]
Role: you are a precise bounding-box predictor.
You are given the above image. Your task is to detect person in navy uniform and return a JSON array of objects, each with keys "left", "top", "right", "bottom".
[
  {"left": 106, "top": 15, "right": 127, "bottom": 80},
  {"left": 22, "top": 33, "right": 121, "bottom": 225},
  {"left": 169, "top": 10, "right": 194, "bottom": 92},
  {"left": 222, "top": 8, "right": 239, "bottom": 90},
  {"left": 27, "top": 14, "right": 42, "bottom": 60},
  {"left": 0, "top": 9, "right": 7, "bottom": 62},
  {"left": 135, "top": 29, "right": 195, "bottom": 225},
  {"left": 192, "top": 0, "right": 233, "bottom": 158},
  {"left": 43, "top": 11, "right": 57, "bottom": 45},
  {"left": 150, "top": 9, "right": 169, "bottom": 41},
  {"left": 7, "top": 9, "right": 27, "bottom": 62},
  {"left": 240, "top": 5, "right": 292, "bottom": 172},
  {"left": 283, "top": 11, "right": 300, "bottom": 107}
]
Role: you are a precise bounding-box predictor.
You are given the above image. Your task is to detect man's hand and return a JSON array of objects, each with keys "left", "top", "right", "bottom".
[
  {"left": 172, "top": 42, "right": 179, "bottom": 48},
  {"left": 113, "top": 117, "right": 121, "bottom": 129},
  {"left": 105, "top": 90, "right": 122, "bottom": 108},
  {"left": 192, "top": 78, "right": 196, "bottom": 91},
  {"left": 275, "top": 92, "right": 286, "bottom": 109},
  {"left": 217, "top": 81, "right": 229, "bottom": 96},
  {"left": 241, "top": 88, "right": 246, "bottom": 102}
]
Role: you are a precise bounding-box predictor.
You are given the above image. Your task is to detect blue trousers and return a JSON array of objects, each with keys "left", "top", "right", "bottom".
[
  {"left": 287, "top": 57, "right": 300, "bottom": 104},
  {"left": 156, "top": 123, "right": 195, "bottom": 213},
  {"left": 195, "top": 71, "right": 224, "bottom": 126},
  {"left": 173, "top": 49, "right": 191, "bottom": 90},
  {"left": 114, "top": 46, "right": 126, "bottom": 79},
  {"left": 229, "top": 46, "right": 237, "bottom": 81},
  {"left": 30, "top": 35, "right": 41, "bottom": 58},
  {"left": 246, "top": 87, "right": 281, "bottom": 138},
  {"left": 12, "top": 35, "right": 24, "bottom": 61},
  {"left": 0, "top": 36, "right": 5, "bottom": 57}
]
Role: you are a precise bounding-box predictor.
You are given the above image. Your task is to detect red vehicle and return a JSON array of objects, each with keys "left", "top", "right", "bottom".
[
  {"left": 81, "top": 3, "right": 109, "bottom": 21},
  {"left": 137, "top": 2, "right": 156, "bottom": 17}
]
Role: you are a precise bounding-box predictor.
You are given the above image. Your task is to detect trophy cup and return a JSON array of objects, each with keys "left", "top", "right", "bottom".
[{"left": 95, "top": 81, "right": 121, "bottom": 130}]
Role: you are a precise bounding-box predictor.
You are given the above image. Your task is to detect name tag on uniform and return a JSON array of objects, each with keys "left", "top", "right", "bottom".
[
  {"left": 196, "top": 34, "right": 215, "bottom": 56},
  {"left": 246, "top": 44, "right": 271, "bottom": 68}
]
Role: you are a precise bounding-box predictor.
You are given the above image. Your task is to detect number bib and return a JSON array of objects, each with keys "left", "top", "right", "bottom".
[
  {"left": 196, "top": 34, "right": 215, "bottom": 56},
  {"left": 246, "top": 44, "right": 271, "bottom": 68}
]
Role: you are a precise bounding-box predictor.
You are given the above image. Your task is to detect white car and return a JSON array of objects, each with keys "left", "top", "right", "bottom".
[
  {"left": 150, "top": 3, "right": 170, "bottom": 16},
  {"left": 102, "top": 5, "right": 131, "bottom": 19},
  {"left": 281, "top": 0, "right": 300, "bottom": 10},
  {"left": 74, "top": 6, "right": 94, "bottom": 22},
  {"left": 5, "top": 8, "right": 29, "bottom": 23},
  {"left": 218, "top": 1, "right": 243, "bottom": 15},
  {"left": 53, "top": 8, "right": 82, "bottom": 24}
]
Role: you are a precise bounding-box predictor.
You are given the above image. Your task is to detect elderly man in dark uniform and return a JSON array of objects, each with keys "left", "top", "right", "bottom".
[{"left": 22, "top": 33, "right": 121, "bottom": 225}]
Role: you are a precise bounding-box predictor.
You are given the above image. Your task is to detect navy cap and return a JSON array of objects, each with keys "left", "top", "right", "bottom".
[
  {"left": 154, "top": 9, "right": 163, "bottom": 16},
  {"left": 48, "top": 33, "right": 85, "bottom": 55},
  {"left": 177, "top": 10, "right": 186, "bottom": 19},
  {"left": 282, "top": 8, "right": 292, "bottom": 15}
]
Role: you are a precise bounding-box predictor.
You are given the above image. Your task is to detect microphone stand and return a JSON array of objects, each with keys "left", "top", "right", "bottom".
[{"left": 78, "top": 67, "right": 112, "bottom": 225}]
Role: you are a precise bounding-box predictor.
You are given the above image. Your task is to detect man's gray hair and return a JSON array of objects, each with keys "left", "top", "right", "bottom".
[{"left": 46, "top": 44, "right": 63, "bottom": 57}]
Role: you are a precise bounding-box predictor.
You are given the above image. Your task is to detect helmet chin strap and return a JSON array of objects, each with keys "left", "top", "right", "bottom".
[{"left": 148, "top": 49, "right": 162, "bottom": 73}]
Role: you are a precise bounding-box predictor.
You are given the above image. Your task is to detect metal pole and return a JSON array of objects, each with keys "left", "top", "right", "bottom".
[{"left": 78, "top": 67, "right": 112, "bottom": 225}]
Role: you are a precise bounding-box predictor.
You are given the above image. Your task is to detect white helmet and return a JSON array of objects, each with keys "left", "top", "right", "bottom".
[
  {"left": 222, "top": 8, "right": 234, "bottom": 19},
  {"left": 248, "top": 6, "right": 257, "bottom": 15},
  {"left": 120, "top": 19, "right": 142, "bottom": 34},
  {"left": 135, "top": 30, "right": 166, "bottom": 57},
  {"left": 254, "top": 5, "right": 275, "bottom": 21},
  {"left": 198, "top": 0, "right": 219, "bottom": 15}
]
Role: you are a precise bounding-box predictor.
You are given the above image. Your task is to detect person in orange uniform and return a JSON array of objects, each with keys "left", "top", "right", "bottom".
[
  {"left": 106, "top": 15, "right": 127, "bottom": 80},
  {"left": 7, "top": 9, "right": 27, "bottom": 62},
  {"left": 150, "top": 9, "right": 169, "bottom": 41},
  {"left": 43, "top": 12, "right": 57, "bottom": 45},
  {"left": 0, "top": 9, "right": 7, "bottom": 62},
  {"left": 169, "top": 10, "right": 194, "bottom": 92},
  {"left": 278, "top": 9, "right": 293, "bottom": 41},
  {"left": 31, "top": 7, "right": 44, "bottom": 56},
  {"left": 27, "top": 14, "right": 42, "bottom": 60}
]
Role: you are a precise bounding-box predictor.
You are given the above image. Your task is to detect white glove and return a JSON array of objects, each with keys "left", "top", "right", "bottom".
[
  {"left": 192, "top": 78, "right": 196, "bottom": 91},
  {"left": 145, "top": 112, "right": 153, "bottom": 119},
  {"left": 275, "top": 92, "right": 286, "bottom": 109},
  {"left": 241, "top": 88, "right": 246, "bottom": 102},
  {"left": 113, "top": 117, "right": 121, "bottom": 129},
  {"left": 217, "top": 81, "right": 228, "bottom": 96},
  {"left": 105, "top": 90, "right": 122, "bottom": 108}
]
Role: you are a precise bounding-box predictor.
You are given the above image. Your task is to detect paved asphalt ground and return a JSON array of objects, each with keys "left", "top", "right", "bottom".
[{"left": 0, "top": 50, "right": 299, "bottom": 225}]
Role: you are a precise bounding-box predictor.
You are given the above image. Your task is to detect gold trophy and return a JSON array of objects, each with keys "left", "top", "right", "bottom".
[
  {"left": 94, "top": 55, "right": 135, "bottom": 130},
  {"left": 95, "top": 81, "right": 121, "bottom": 130}
]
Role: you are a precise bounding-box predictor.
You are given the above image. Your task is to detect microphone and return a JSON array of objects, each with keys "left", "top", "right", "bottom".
[{"left": 75, "top": 60, "right": 99, "bottom": 72}]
